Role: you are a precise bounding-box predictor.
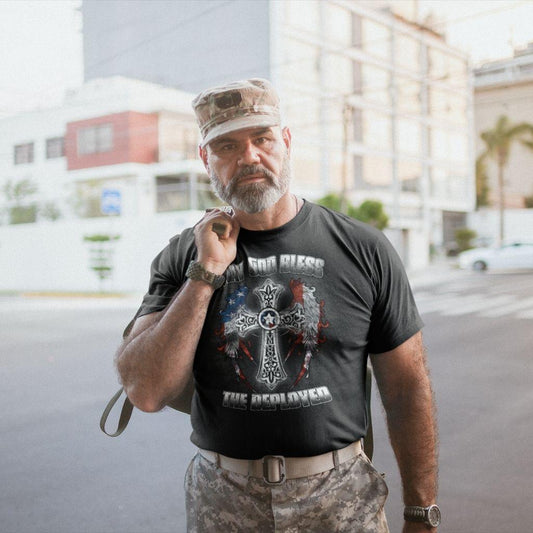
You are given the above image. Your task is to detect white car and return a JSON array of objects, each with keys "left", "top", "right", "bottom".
[{"left": 458, "top": 242, "right": 533, "bottom": 271}]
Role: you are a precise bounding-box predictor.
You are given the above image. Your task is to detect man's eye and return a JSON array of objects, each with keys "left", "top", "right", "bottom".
[
  {"left": 255, "top": 137, "right": 269, "bottom": 144},
  {"left": 220, "top": 144, "right": 235, "bottom": 151}
]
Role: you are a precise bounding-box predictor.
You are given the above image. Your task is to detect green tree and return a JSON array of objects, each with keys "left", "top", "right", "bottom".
[
  {"left": 315, "top": 193, "right": 345, "bottom": 213},
  {"left": 454, "top": 227, "right": 477, "bottom": 253},
  {"left": 475, "top": 155, "right": 490, "bottom": 208},
  {"left": 352, "top": 200, "right": 389, "bottom": 230},
  {"left": 316, "top": 194, "right": 389, "bottom": 230},
  {"left": 39, "top": 202, "right": 62, "bottom": 221},
  {"left": 479, "top": 115, "right": 533, "bottom": 243},
  {"left": 83, "top": 234, "right": 121, "bottom": 292},
  {"left": 2, "top": 179, "right": 38, "bottom": 224}
]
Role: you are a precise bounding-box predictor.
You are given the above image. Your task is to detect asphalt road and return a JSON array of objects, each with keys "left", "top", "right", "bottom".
[{"left": 1, "top": 268, "right": 532, "bottom": 533}]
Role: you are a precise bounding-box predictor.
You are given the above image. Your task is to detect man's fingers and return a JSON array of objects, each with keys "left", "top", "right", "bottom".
[
  {"left": 200, "top": 208, "right": 235, "bottom": 239},
  {"left": 212, "top": 221, "right": 228, "bottom": 236}
]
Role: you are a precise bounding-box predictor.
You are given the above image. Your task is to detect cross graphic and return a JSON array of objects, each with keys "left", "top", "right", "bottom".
[{"left": 224, "top": 278, "right": 307, "bottom": 390}]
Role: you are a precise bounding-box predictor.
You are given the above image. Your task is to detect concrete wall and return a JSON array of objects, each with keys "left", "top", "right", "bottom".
[
  {"left": 0, "top": 211, "right": 204, "bottom": 293},
  {"left": 1, "top": 208, "right": 430, "bottom": 293},
  {"left": 384, "top": 227, "right": 430, "bottom": 271},
  {"left": 467, "top": 208, "right": 533, "bottom": 244}
]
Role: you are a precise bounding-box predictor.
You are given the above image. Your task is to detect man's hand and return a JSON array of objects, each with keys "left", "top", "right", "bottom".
[{"left": 194, "top": 208, "right": 240, "bottom": 275}]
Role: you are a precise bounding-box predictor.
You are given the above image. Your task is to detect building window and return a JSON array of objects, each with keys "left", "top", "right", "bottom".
[
  {"left": 14, "top": 142, "right": 34, "bottom": 165},
  {"left": 324, "top": 53, "right": 353, "bottom": 93},
  {"left": 324, "top": 3, "right": 351, "bottom": 47},
  {"left": 183, "top": 129, "right": 198, "bottom": 160},
  {"left": 156, "top": 174, "right": 220, "bottom": 212},
  {"left": 398, "top": 159, "right": 422, "bottom": 193},
  {"left": 397, "top": 119, "right": 422, "bottom": 156},
  {"left": 355, "top": 155, "right": 393, "bottom": 189},
  {"left": 363, "top": 109, "right": 392, "bottom": 150},
  {"left": 361, "top": 64, "right": 391, "bottom": 106},
  {"left": 46, "top": 137, "right": 65, "bottom": 159},
  {"left": 77, "top": 124, "right": 113, "bottom": 155}
]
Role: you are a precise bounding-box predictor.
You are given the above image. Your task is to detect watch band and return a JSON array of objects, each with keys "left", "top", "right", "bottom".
[
  {"left": 186, "top": 260, "right": 225, "bottom": 289},
  {"left": 404, "top": 504, "right": 441, "bottom": 527}
]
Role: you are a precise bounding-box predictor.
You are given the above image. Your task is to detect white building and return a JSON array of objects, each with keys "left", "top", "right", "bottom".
[
  {"left": 463, "top": 42, "right": 533, "bottom": 246},
  {"left": 474, "top": 42, "right": 533, "bottom": 209},
  {"left": 0, "top": 76, "right": 215, "bottom": 223},
  {"left": 0, "top": 77, "right": 215, "bottom": 292},
  {"left": 82, "top": 0, "right": 476, "bottom": 269},
  {"left": 271, "top": 1, "right": 475, "bottom": 264},
  {"left": 1, "top": 1, "right": 476, "bottom": 292}
]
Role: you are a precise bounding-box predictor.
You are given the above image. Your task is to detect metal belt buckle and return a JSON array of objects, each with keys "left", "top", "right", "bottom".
[{"left": 262, "top": 455, "right": 286, "bottom": 485}]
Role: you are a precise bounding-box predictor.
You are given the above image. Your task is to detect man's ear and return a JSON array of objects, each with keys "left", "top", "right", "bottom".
[
  {"left": 199, "top": 144, "right": 209, "bottom": 171},
  {"left": 282, "top": 127, "right": 292, "bottom": 154}
]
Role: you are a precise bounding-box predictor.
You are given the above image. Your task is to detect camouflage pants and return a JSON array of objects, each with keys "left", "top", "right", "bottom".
[{"left": 184, "top": 451, "right": 389, "bottom": 532}]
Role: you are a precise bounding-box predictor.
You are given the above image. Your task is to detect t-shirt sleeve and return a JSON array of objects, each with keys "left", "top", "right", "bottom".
[
  {"left": 123, "top": 235, "right": 191, "bottom": 339},
  {"left": 138, "top": 243, "right": 184, "bottom": 316},
  {"left": 366, "top": 234, "right": 424, "bottom": 354}
]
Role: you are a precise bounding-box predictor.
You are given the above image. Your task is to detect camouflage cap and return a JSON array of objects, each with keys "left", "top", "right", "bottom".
[{"left": 192, "top": 78, "right": 281, "bottom": 147}]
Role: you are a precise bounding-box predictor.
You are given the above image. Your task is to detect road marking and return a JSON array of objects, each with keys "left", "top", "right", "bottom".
[
  {"left": 416, "top": 295, "right": 459, "bottom": 314},
  {"left": 0, "top": 298, "right": 140, "bottom": 312},
  {"left": 440, "top": 295, "right": 514, "bottom": 316},
  {"left": 479, "top": 297, "right": 533, "bottom": 318}
]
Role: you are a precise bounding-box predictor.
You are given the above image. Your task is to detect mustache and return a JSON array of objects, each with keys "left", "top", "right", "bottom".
[{"left": 231, "top": 165, "right": 276, "bottom": 184}]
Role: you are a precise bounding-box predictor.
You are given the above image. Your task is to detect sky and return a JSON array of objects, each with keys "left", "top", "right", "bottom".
[
  {"left": 0, "top": 0, "right": 82, "bottom": 116},
  {"left": 0, "top": 0, "right": 533, "bottom": 116}
]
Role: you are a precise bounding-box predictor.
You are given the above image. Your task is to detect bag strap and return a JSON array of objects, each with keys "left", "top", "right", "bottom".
[
  {"left": 100, "top": 387, "right": 134, "bottom": 437},
  {"left": 364, "top": 364, "right": 374, "bottom": 461}
]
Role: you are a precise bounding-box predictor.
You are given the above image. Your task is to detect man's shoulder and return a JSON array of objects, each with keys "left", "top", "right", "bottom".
[
  {"left": 153, "top": 226, "right": 196, "bottom": 264},
  {"left": 307, "top": 201, "right": 386, "bottom": 244}
]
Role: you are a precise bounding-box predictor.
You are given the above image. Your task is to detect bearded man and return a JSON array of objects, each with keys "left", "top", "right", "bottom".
[{"left": 115, "top": 79, "right": 440, "bottom": 532}]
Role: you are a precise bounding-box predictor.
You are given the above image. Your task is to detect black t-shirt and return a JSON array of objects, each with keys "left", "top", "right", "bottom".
[{"left": 134, "top": 201, "right": 423, "bottom": 459}]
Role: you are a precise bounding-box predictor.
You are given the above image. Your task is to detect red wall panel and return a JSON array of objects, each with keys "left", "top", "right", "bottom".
[{"left": 66, "top": 111, "right": 158, "bottom": 170}]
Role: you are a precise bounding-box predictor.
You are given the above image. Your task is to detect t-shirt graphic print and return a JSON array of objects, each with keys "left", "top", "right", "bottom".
[{"left": 217, "top": 276, "right": 328, "bottom": 394}]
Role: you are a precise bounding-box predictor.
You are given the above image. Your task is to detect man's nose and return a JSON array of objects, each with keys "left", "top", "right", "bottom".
[{"left": 237, "top": 141, "right": 260, "bottom": 165}]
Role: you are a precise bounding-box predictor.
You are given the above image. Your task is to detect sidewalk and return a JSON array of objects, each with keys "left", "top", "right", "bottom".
[
  {"left": 0, "top": 292, "right": 143, "bottom": 312},
  {"left": 0, "top": 260, "right": 461, "bottom": 311},
  {"left": 408, "top": 259, "right": 461, "bottom": 290}
]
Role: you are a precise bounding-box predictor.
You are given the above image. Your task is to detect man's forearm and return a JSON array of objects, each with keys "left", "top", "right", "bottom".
[
  {"left": 116, "top": 279, "right": 215, "bottom": 412},
  {"left": 383, "top": 369, "right": 438, "bottom": 506},
  {"left": 371, "top": 333, "right": 439, "bottom": 507}
]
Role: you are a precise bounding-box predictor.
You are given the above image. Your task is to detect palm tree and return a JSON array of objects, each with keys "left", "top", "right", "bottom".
[
  {"left": 479, "top": 115, "right": 533, "bottom": 245},
  {"left": 475, "top": 155, "right": 490, "bottom": 209}
]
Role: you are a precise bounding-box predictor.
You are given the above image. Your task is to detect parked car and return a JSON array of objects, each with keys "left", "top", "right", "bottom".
[{"left": 458, "top": 242, "right": 533, "bottom": 271}]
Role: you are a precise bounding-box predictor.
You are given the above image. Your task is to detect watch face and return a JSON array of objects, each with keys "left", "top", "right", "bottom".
[{"left": 427, "top": 505, "right": 441, "bottom": 527}]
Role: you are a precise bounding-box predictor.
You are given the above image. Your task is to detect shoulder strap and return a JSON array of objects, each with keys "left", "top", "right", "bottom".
[
  {"left": 100, "top": 387, "right": 134, "bottom": 437},
  {"left": 364, "top": 364, "right": 374, "bottom": 461}
]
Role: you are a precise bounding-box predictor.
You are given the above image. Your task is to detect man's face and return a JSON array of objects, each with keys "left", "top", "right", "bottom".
[{"left": 201, "top": 126, "right": 292, "bottom": 214}]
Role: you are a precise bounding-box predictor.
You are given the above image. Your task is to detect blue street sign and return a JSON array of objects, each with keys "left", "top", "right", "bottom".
[{"left": 101, "top": 189, "right": 121, "bottom": 215}]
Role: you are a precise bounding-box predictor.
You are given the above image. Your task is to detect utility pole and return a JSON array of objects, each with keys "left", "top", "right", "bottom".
[{"left": 341, "top": 99, "right": 352, "bottom": 215}]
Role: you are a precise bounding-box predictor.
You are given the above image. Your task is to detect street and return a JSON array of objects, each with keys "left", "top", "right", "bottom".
[
  {"left": 374, "top": 269, "right": 533, "bottom": 533},
  {"left": 1, "top": 268, "right": 532, "bottom": 533}
]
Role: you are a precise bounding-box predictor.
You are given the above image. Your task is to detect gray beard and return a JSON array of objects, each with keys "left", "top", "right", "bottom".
[{"left": 209, "top": 153, "right": 291, "bottom": 214}]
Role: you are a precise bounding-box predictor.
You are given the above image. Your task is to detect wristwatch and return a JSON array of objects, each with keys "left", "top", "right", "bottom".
[
  {"left": 186, "top": 260, "right": 225, "bottom": 289},
  {"left": 404, "top": 504, "right": 441, "bottom": 527}
]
